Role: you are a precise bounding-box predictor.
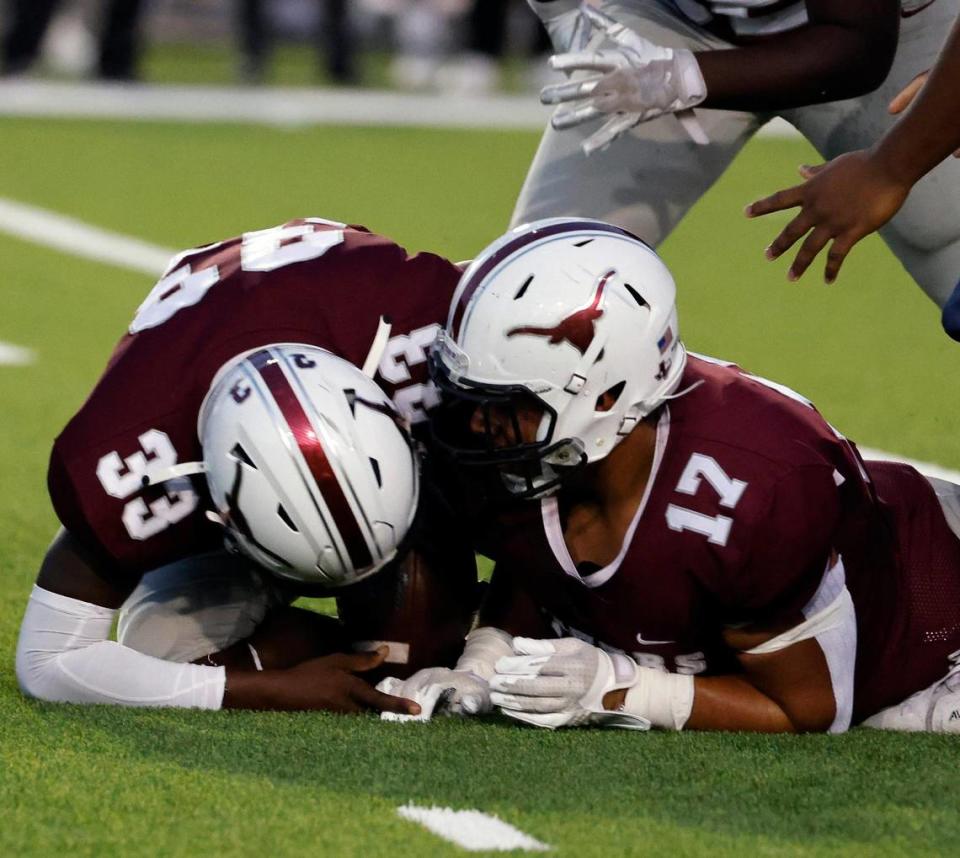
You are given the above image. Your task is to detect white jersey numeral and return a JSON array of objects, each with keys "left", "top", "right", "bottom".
[
  {"left": 666, "top": 453, "right": 747, "bottom": 547},
  {"left": 96, "top": 429, "right": 198, "bottom": 540},
  {"left": 130, "top": 222, "right": 344, "bottom": 332},
  {"left": 377, "top": 323, "right": 442, "bottom": 423}
]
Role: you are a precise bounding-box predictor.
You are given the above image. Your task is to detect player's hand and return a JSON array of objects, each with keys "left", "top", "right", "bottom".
[
  {"left": 541, "top": 6, "right": 707, "bottom": 154},
  {"left": 275, "top": 646, "right": 419, "bottom": 715},
  {"left": 888, "top": 70, "right": 960, "bottom": 157},
  {"left": 489, "top": 637, "right": 650, "bottom": 730},
  {"left": 376, "top": 667, "right": 492, "bottom": 721},
  {"left": 744, "top": 150, "right": 911, "bottom": 283}
]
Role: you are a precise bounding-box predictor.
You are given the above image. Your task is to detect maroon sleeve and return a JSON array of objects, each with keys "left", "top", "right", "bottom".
[{"left": 722, "top": 463, "right": 842, "bottom": 624}]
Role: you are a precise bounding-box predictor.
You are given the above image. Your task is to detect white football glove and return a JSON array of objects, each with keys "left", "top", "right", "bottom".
[
  {"left": 490, "top": 637, "right": 651, "bottom": 730},
  {"left": 377, "top": 667, "right": 492, "bottom": 722},
  {"left": 541, "top": 6, "right": 708, "bottom": 154}
]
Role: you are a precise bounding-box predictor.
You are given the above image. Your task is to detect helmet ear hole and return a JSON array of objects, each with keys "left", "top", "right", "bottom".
[
  {"left": 230, "top": 443, "right": 257, "bottom": 469},
  {"left": 596, "top": 381, "right": 625, "bottom": 413},
  {"left": 277, "top": 504, "right": 299, "bottom": 532}
]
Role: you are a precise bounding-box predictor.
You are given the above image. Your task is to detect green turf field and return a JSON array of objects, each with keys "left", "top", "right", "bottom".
[{"left": 1, "top": 114, "right": 958, "bottom": 857}]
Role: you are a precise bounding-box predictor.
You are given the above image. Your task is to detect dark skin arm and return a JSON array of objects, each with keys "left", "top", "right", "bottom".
[
  {"left": 34, "top": 528, "right": 418, "bottom": 714},
  {"left": 746, "top": 16, "right": 960, "bottom": 284},
  {"left": 605, "top": 626, "right": 837, "bottom": 733},
  {"left": 696, "top": 0, "right": 899, "bottom": 111}
]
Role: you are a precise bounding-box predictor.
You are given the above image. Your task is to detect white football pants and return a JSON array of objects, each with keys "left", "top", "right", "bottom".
[{"left": 513, "top": 0, "right": 960, "bottom": 310}]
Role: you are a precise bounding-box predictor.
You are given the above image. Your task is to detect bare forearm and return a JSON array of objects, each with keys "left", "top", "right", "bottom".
[
  {"left": 686, "top": 675, "right": 797, "bottom": 732},
  {"left": 872, "top": 18, "right": 960, "bottom": 185},
  {"left": 698, "top": 25, "right": 895, "bottom": 111}
]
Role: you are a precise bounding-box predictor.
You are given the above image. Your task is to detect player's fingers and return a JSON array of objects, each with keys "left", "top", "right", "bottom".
[
  {"left": 548, "top": 52, "right": 619, "bottom": 75},
  {"left": 490, "top": 691, "right": 566, "bottom": 713},
  {"left": 788, "top": 227, "right": 832, "bottom": 281},
  {"left": 823, "top": 235, "right": 857, "bottom": 284},
  {"left": 888, "top": 70, "right": 927, "bottom": 114},
  {"left": 583, "top": 112, "right": 639, "bottom": 155},
  {"left": 540, "top": 75, "right": 601, "bottom": 105},
  {"left": 352, "top": 678, "right": 420, "bottom": 715},
  {"left": 552, "top": 103, "right": 603, "bottom": 131},
  {"left": 512, "top": 637, "right": 558, "bottom": 657},
  {"left": 744, "top": 186, "right": 803, "bottom": 218},
  {"left": 490, "top": 674, "right": 571, "bottom": 697},
  {"left": 765, "top": 212, "right": 814, "bottom": 259},
  {"left": 330, "top": 646, "right": 387, "bottom": 673},
  {"left": 798, "top": 163, "right": 827, "bottom": 180},
  {"left": 495, "top": 654, "right": 550, "bottom": 675}
]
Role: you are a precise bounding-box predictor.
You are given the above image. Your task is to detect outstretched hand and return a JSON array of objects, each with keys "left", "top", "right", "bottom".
[{"left": 744, "top": 151, "right": 911, "bottom": 283}]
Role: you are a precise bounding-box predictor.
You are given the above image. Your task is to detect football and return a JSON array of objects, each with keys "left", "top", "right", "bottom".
[{"left": 337, "top": 538, "right": 480, "bottom": 683}]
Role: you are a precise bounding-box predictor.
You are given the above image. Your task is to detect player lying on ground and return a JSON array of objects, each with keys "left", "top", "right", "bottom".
[
  {"left": 746, "top": 14, "right": 960, "bottom": 339},
  {"left": 517, "top": 0, "right": 960, "bottom": 336},
  {"left": 15, "top": 219, "right": 477, "bottom": 714},
  {"left": 382, "top": 217, "right": 960, "bottom": 733}
]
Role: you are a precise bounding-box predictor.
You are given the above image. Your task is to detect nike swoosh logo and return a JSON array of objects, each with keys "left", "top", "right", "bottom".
[
  {"left": 636, "top": 633, "right": 675, "bottom": 646},
  {"left": 902, "top": 1, "right": 937, "bottom": 18}
]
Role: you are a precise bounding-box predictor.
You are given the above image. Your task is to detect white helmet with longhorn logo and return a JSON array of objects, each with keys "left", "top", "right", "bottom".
[{"left": 429, "top": 218, "right": 685, "bottom": 497}]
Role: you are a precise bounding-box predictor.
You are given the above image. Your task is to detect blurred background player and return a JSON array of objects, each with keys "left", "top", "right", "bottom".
[
  {"left": 1, "top": 0, "right": 144, "bottom": 80},
  {"left": 514, "top": 0, "right": 960, "bottom": 336},
  {"left": 383, "top": 217, "right": 960, "bottom": 734},
  {"left": 15, "top": 218, "right": 477, "bottom": 714},
  {"left": 746, "top": 14, "right": 960, "bottom": 339}
]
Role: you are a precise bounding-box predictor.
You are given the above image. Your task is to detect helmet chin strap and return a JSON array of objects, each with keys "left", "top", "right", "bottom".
[{"left": 362, "top": 315, "right": 393, "bottom": 378}]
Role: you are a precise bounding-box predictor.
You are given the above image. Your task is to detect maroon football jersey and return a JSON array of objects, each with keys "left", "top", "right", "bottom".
[
  {"left": 490, "top": 355, "right": 960, "bottom": 722},
  {"left": 49, "top": 218, "right": 461, "bottom": 578}
]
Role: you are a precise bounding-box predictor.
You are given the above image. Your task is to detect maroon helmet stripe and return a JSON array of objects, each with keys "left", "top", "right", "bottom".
[
  {"left": 450, "top": 220, "right": 644, "bottom": 339},
  {"left": 250, "top": 349, "right": 373, "bottom": 571}
]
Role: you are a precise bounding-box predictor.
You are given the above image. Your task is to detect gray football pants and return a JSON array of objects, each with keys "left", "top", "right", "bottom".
[{"left": 512, "top": 0, "right": 960, "bottom": 310}]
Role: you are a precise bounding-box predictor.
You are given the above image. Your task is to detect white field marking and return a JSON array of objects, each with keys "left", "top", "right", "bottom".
[
  {"left": 397, "top": 805, "right": 551, "bottom": 852},
  {"left": 0, "top": 79, "right": 800, "bottom": 137},
  {"left": 0, "top": 197, "right": 173, "bottom": 276},
  {"left": 858, "top": 446, "right": 960, "bottom": 484},
  {"left": 0, "top": 341, "right": 35, "bottom": 366}
]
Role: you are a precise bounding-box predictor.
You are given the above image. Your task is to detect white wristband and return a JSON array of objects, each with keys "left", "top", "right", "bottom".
[{"left": 622, "top": 668, "right": 695, "bottom": 730}]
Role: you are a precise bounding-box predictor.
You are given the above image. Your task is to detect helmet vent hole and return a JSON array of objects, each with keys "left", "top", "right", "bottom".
[
  {"left": 624, "top": 284, "right": 649, "bottom": 308},
  {"left": 277, "top": 504, "right": 299, "bottom": 532},
  {"left": 369, "top": 457, "right": 382, "bottom": 487},
  {"left": 344, "top": 388, "right": 358, "bottom": 416},
  {"left": 514, "top": 275, "right": 533, "bottom": 300},
  {"left": 230, "top": 443, "right": 257, "bottom": 469},
  {"left": 573, "top": 239, "right": 594, "bottom": 247},
  {"left": 597, "top": 381, "right": 625, "bottom": 412},
  {"left": 594, "top": 348, "right": 605, "bottom": 364}
]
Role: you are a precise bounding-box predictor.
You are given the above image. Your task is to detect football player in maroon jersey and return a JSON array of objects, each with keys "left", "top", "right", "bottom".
[
  {"left": 382, "top": 218, "right": 960, "bottom": 734},
  {"left": 15, "top": 218, "right": 477, "bottom": 715}
]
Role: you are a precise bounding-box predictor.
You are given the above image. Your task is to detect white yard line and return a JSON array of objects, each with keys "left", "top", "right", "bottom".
[
  {"left": 0, "top": 79, "right": 800, "bottom": 137},
  {"left": 0, "top": 341, "right": 35, "bottom": 366},
  {"left": 0, "top": 197, "right": 173, "bottom": 275},
  {"left": 397, "top": 805, "right": 551, "bottom": 852}
]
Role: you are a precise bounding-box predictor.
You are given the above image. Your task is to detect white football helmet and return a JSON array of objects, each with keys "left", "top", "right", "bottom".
[
  {"left": 198, "top": 344, "right": 420, "bottom": 587},
  {"left": 430, "top": 218, "right": 685, "bottom": 497}
]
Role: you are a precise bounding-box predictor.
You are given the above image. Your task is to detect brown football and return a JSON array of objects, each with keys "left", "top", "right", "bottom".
[{"left": 337, "top": 539, "right": 479, "bottom": 684}]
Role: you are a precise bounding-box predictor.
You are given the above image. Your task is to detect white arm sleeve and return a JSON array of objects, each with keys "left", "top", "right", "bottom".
[{"left": 16, "top": 585, "right": 225, "bottom": 709}]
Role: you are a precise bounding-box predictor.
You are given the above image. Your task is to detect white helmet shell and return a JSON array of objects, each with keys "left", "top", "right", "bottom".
[
  {"left": 199, "top": 344, "right": 419, "bottom": 587},
  {"left": 437, "top": 217, "right": 685, "bottom": 468}
]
